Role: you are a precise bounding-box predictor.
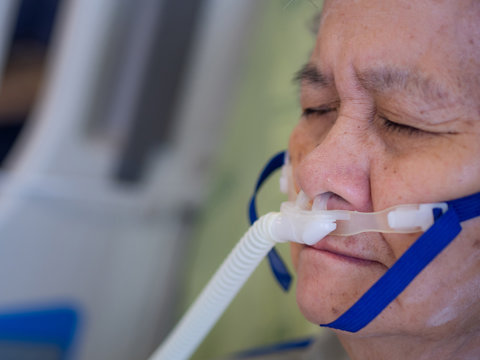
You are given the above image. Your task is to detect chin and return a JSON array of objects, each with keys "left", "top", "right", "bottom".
[
  {"left": 295, "top": 268, "right": 358, "bottom": 325},
  {"left": 294, "top": 247, "right": 386, "bottom": 326}
]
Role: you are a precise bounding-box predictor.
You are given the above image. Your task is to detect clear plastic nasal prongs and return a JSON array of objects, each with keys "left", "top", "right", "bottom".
[{"left": 275, "top": 191, "right": 449, "bottom": 245}]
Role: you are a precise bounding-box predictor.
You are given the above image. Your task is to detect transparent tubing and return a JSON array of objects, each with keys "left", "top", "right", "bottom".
[{"left": 149, "top": 213, "right": 285, "bottom": 360}]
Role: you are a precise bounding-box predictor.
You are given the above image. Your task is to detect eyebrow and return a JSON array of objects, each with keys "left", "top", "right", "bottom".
[
  {"left": 356, "top": 67, "right": 452, "bottom": 102},
  {"left": 294, "top": 63, "right": 452, "bottom": 103},
  {"left": 294, "top": 63, "right": 332, "bottom": 87}
]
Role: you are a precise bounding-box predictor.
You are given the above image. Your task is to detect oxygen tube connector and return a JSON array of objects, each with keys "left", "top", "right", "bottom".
[{"left": 148, "top": 193, "right": 447, "bottom": 360}]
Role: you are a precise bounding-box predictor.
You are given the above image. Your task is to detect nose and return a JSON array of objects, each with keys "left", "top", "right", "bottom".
[{"left": 290, "top": 116, "right": 373, "bottom": 212}]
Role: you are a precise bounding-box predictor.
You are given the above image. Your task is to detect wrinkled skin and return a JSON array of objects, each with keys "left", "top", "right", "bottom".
[{"left": 289, "top": 0, "right": 480, "bottom": 359}]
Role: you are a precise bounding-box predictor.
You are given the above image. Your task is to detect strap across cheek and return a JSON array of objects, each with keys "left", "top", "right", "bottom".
[
  {"left": 323, "top": 207, "right": 461, "bottom": 331},
  {"left": 323, "top": 192, "right": 480, "bottom": 332}
]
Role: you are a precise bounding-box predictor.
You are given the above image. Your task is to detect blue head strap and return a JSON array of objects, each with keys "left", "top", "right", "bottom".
[
  {"left": 248, "top": 151, "right": 292, "bottom": 291},
  {"left": 249, "top": 151, "right": 480, "bottom": 331}
]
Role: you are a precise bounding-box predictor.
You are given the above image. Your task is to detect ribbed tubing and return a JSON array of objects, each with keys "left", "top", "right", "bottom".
[{"left": 149, "top": 212, "right": 282, "bottom": 360}]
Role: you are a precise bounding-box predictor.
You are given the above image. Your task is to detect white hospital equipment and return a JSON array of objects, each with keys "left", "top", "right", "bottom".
[{"left": 0, "top": 0, "right": 258, "bottom": 359}]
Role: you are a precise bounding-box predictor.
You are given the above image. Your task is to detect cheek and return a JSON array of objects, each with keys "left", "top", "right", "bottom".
[
  {"left": 288, "top": 120, "right": 332, "bottom": 170},
  {"left": 373, "top": 137, "right": 480, "bottom": 207},
  {"left": 289, "top": 124, "right": 310, "bottom": 169},
  {"left": 290, "top": 243, "right": 302, "bottom": 270},
  {"left": 372, "top": 148, "right": 480, "bottom": 272},
  {"left": 288, "top": 122, "right": 327, "bottom": 195},
  {"left": 372, "top": 154, "right": 440, "bottom": 206},
  {"left": 393, "top": 221, "right": 480, "bottom": 335},
  {"left": 364, "top": 153, "right": 480, "bottom": 334},
  {"left": 288, "top": 125, "right": 308, "bottom": 196}
]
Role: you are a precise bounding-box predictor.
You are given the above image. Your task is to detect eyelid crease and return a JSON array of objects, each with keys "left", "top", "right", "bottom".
[{"left": 382, "top": 118, "right": 421, "bottom": 134}]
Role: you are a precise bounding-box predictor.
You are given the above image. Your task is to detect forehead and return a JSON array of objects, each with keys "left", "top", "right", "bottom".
[
  {"left": 318, "top": 1, "right": 451, "bottom": 65},
  {"left": 320, "top": 0, "right": 474, "bottom": 30},
  {"left": 311, "top": 0, "right": 480, "bottom": 104}
]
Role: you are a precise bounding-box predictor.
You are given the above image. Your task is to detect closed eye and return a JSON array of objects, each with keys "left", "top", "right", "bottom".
[
  {"left": 380, "top": 116, "right": 424, "bottom": 135},
  {"left": 302, "top": 106, "right": 336, "bottom": 117}
]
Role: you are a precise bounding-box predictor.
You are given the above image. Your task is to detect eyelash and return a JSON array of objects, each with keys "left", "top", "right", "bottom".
[
  {"left": 302, "top": 106, "right": 336, "bottom": 117},
  {"left": 379, "top": 116, "right": 423, "bottom": 135}
]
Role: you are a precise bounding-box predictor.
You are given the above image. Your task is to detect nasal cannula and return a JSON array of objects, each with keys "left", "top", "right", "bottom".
[{"left": 148, "top": 189, "right": 447, "bottom": 360}]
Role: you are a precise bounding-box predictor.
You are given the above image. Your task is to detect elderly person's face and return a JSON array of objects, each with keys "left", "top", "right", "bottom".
[{"left": 289, "top": 0, "right": 480, "bottom": 356}]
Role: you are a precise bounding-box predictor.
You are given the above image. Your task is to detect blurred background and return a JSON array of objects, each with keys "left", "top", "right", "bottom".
[{"left": 0, "top": 0, "right": 322, "bottom": 359}]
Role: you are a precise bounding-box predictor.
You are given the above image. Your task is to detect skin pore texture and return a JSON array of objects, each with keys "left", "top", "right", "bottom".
[{"left": 288, "top": 0, "right": 480, "bottom": 359}]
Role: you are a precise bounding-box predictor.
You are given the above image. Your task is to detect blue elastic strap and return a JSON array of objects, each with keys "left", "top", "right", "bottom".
[
  {"left": 323, "top": 191, "right": 480, "bottom": 332},
  {"left": 248, "top": 150, "right": 292, "bottom": 291}
]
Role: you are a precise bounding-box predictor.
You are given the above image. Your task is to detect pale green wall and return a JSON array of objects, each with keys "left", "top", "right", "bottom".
[{"left": 181, "top": 1, "right": 324, "bottom": 358}]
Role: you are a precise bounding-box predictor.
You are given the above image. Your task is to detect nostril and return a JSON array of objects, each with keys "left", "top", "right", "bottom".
[
  {"left": 326, "top": 192, "right": 369, "bottom": 212},
  {"left": 312, "top": 192, "right": 333, "bottom": 211}
]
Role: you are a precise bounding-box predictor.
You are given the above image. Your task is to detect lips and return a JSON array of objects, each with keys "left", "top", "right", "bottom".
[{"left": 306, "top": 234, "right": 387, "bottom": 267}]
